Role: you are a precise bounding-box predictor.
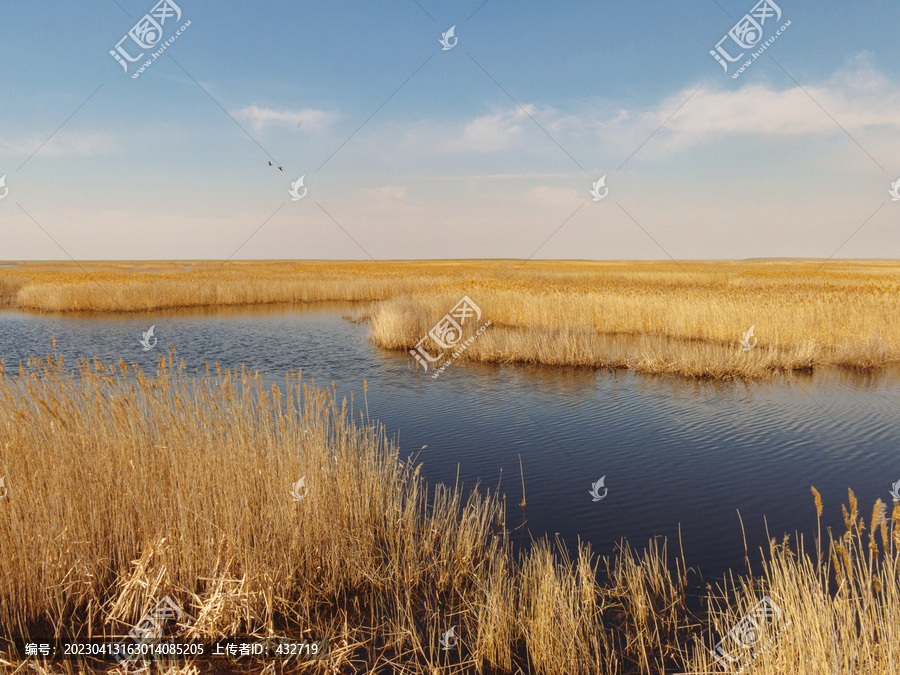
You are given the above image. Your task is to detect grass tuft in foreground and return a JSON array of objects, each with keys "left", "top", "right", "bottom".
[{"left": 0, "top": 353, "right": 899, "bottom": 673}]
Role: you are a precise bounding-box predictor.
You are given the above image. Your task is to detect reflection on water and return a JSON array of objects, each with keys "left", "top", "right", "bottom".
[{"left": 1, "top": 303, "right": 898, "bottom": 580}]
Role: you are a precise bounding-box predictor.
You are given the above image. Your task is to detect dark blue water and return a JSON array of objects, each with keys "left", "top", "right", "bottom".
[{"left": 2, "top": 303, "right": 898, "bottom": 581}]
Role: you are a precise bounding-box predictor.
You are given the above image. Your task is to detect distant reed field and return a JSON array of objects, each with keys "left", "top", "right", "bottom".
[{"left": 2, "top": 259, "right": 900, "bottom": 378}]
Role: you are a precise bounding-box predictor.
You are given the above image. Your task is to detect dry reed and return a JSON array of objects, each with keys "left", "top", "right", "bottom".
[
  {"left": 0, "top": 354, "right": 898, "bottom": 673},
  {"left": 3, "top": 259, "right": 899, "bottom": 378}
]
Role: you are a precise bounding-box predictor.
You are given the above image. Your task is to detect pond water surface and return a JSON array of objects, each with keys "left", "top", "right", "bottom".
[{"left": 1, "top": 302, "right": 898, "bottom": 581}]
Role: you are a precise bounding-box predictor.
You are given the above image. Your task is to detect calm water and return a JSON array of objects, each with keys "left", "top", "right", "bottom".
[{"left": 1, "top": 303, "right": 898, "bottom": 580}]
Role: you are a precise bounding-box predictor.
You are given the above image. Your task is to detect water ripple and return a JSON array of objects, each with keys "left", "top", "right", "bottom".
[{"left": 2, "top": 305, "right": 898, "bottom": 579}]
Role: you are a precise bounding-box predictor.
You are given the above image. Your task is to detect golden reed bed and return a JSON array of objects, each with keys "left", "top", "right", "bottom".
[
  {"left": 0, "top": 353, "right": 898, "bottom": 673},
  {"left": 2, "top": 259, "right": 900, "bottom": 378}
]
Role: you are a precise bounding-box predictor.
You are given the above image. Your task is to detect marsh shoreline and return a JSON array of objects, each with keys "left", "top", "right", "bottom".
[{"left": 3, "top": 259, "right": 900, "bottom": 379}]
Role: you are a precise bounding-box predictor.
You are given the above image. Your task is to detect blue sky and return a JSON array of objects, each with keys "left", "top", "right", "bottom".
[{"left": 2, "top": 0, "right": 899, "bottom": 260}]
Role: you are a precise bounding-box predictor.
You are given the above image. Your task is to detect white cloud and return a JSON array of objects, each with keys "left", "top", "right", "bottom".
[
  {"left": 596, "top": 53, "right": 900, "bottom": 154},
  {"left": 661, "top": 83, "right": 900, "bottom": 141},
  {"left": 1, "top": 132, "right": 121, "bottom": 158},
  {"left": 398, "top": 105, "right": 543, "bottom": 155},
  {"left": 399, "top": 54, "right": 900, "bottom": 162},
  {"left": 231, "top": 105, "right": 338, "bottom": 131},
  {"left": 454, "top": 106, "right": 535, "bottom": 152},
  {"left": 357, "top": 185, "right": 408, "bottom": 203}
]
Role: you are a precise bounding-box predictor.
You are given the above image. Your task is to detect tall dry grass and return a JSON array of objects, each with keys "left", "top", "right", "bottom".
[
  {"left": 0, "top": 261, "right": 420, "bottom": 312},
  {"left": 0, "top": 351, "right": 697, "bottom": 673},
  {"left": 685, "top": 488, "right": 900, "bottom": 674},
  {"left": 367, "top": 262, "right": 900, "bottom": 379},
  {"left": 4, "top": 259, "right": 900, "bottom": 378},
  {"left": 1, "top": 354, "right": 899, "bottom": 673}
]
